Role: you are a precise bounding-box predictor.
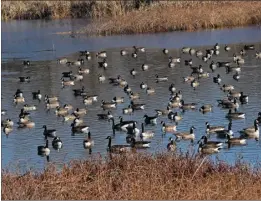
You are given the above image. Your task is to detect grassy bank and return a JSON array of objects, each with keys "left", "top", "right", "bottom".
[{"left": 2, "top": 152, "right": 261, "bottom": 200}]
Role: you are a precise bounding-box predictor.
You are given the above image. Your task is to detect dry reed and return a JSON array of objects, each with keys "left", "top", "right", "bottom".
[{"left": 2, "top": 152, "right": 261, "bottom": 200}]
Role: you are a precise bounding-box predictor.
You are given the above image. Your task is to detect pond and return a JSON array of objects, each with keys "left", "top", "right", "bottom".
[{"left": 1, "top": 19, "right": 261, "bottom": 173}]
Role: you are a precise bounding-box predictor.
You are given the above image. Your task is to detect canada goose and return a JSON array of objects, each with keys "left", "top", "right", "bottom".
[
  {"left": 18, "top": 115, "right": 30, "bottom": 124},
  {"left": 182, "top": 47, "right": 191, "bottom": 54},
  {"left": 118, "top": 79, "right": 128, "bottom": 87},
  {"left": 196, "top": 50, "right": 203, "bottom": 57},
  {"left": 52, "top": 137, "right": 63, "bottom": 150},
  {"left": 101, "top": 100, "right": 117, "bottom": 110},
  {"left": 226, "top": 66, "right": 241, "bottom": 73},
  {"left": 72, "top": 118, "right": 84, "bottom": 127},
  {"left": 73, "top": 86, "right": 85, "bottom": 96},
  {"left": 130, "top": 137, "right": 150, "bottom": 148},
  {"left": 174, "top": 126, "right": 196, "bottom": 142},
  {"left": 225, "top": 134, "right": 247, "bottom": 148},
  {"left": 213, "top": 74, "right": 221, "bottom": 85},
  {"left": 129, "top": 91, "right": 140, "bottom": 100},
  {"left": 1, "top": 110, "right": 7, "bottom": 116},
  {"left": 198, "top": 72, "right": 210, "bottom": 78},
  {"left": 191, "top": 79, "right": 200, "bottom": 90},
  {"left": 62, "top": 71, "right": 73, "bottom": 78},
  {"left": 55, "top": 106, "right": 68, "bottom": 116},
  {"left": 46, "top": 100, "right": 60, "bottom": 109},
  {"left": 244, "top": 44, "right": 255, "bottom": 50},
  {"left": 168, "top": 111, "right": 183, "bottom": 122},
  {"left": 45, "top": 95, "right": 58, "bottom": 103},
  {"left": 124, "top": 85, "right": 132, "bottom": 93},
  {"left": 72, "top": 59, "right": 84, "bottom": 66},
  {"left": 85, "top": 95, "right": 98, "bottom": 102},
  {"left": 180, "top": 100, "right": 197, "bottom": 110},
  {"left": 13, "top": 96, "right": 25, "bottom": 104},
  {"left": 183, "top": 76, "right": 195, "bottom": 83},
  {"left": 140, "top": 82, "right": 148, "bottom": 89},
  {"left": 119, "top": 117, "right": 138, "bottom": 128},
  {"left": 155, "top": 75, "right": 168, "bottom": 82},
  {"left": 228, "top": 90, "right": 241, "bottom": 98},
  {"left": 109, "top": 118, "right": 125, "bottom": 132},
  {"left": 61, "top": 78, "right": 74, "bottom": 86},
  {"left": 161, "top": 121, "right": 177, "bottom": 133},
  {"left": 236, "top": 58, "right": 245, "bottom": 65},
  {"left": 255, "top": 52, "right": 261, "bottom": 59},
  {"left": 217, "top": 61, "right": 231, "bottom": 68},
  {"left": 19, "top": 75, "right": 30, "bottom": 83},
  {"left": 141, "top": 64, "right": 149, "bottom": 71},
  {"left": 206, "top": 122, "right": 225, "bottom": 134},
  {"left": 140, "top": 123, "right": 154, "bottom": 138},
  {"left": 79, "top": 50, "right": 90, "bottom": 56},
  {"left": 132, "top": 52, "right": 138, "bottom": 58},
  {"left": 130, "top": 101, "right": 145, "bottom": 110},
  {"left": 42, "top": 125, "right": 56, "bottom": 139},
  {"left": 199, "top": 104, "right": 213, "bottom": 113},
  {"left": 72, "top": 74, "right": 84, "bottom": 82},
  {"left": 96, "top": 51, "right": 107, "bottom": 58},
  {"left": 122, "top": 105, "right": 134, "bottom": 115},
  {"left": 239, "top": 119, "right": 259, "bottom": 140},
  {"left": 133, "top": 46, "right": 145, "bottom": 52},
  {"left": 23, "top": 60, "right": 30, "bottom": 66},
  {"left": 83, "top": 132, "right": 94, "bottom": 149},
  {"left": 83, "top": 97, "right": 93, "bottom": 105},
  {"left": 38, "top": 140, "right": 50, "bottom": 156},
  {"left": 168, "top": 100, "right": 181, "bottom": 108},
  {"left": 3, "top": 126, "right": 13, "bottom": 135},
  {"left": 185, "top": 59, "right": 193, "bottom": 66},
  {"left": 98, "top": 74, "right": 106, "bottom": 83},
  {"left": 63, "top": 113, "right": 77, "bottom": 122},
  {"left": 78, "top": 67, "right": 90, "bottom": 75},
  {"left": 1, "top": 119, "right": 14, "bottom": 127},
  {"left": 14, "top": 89, "right": 23, "bottom": 97},
  {"left": 18, "top": 121, "right": 35, "bottom": 129},
  {"left": 206, "top": 49, "right": 214, "bottom": 56},
  {"left": 98, "top": 59, "right": 108, "bottom": 69},
  {"left": 169, "top": 83, "right": 176, "bottom": 93},
  {"left": 167, "top": 137, "right": 177, "bottom": 151},
  {"left": 32, "top": 90, "right": 42, "bottom": 100},
  {"left": 209, "top": 61, "right": 217, "bottom": 72},
  {"left": 233, "top": 54, "right": 242, "bottom": 62},
  {"left": 120, "top": 50, "right": 127, "bottom": 56},
  {"left": 97, "top": 111, "right": 113, "bottom": 120},
  {"left": 198, "top": 141, "right": 221, "bottom": 154},
  {"left": 226, "top": 109, "right": 245, "bottom": 119},
  {"left": 240, "top": 49, "right": 246, "bottom": 56},
  {"left": 19, "top": 109, "right": 30, "bottom": 118},
  {"left": 73, "top": 108, "right": 87, "bottom": 116},
  {"left": 239, "top": 92, "right": 248, "bottom": 104},
  {"left": 130, "top": 68, "right": 137, "bottom": 77},
  {"left": 168, "top": 57, "right": 181, "bottom": 63},
  {"left": 71, "top": 122, "right": 89, "bottom": 134},
  {"left": 112, "top": 96, "right": 124, "bottom": 104},
  {"left": 214, "top": 43, "right": 220, "bottom": 50},
  {"left": 233, "top": 72, "right": 240, "bottom": 81},
  {"left": 106, "top": 136, "right": 131, "bottom": 153},
  {"left": 143, "top": 114, "right": 157, "bottom": 125},
  {"left": 155, "top": 106, "right": 172, "bottom": 116},
  {"left": 202, "top": 55, "right": 208, "bottom": 62},
  {"left": 191, "top": 65, "right": 203, "bottom": 75},
  {"left": 86, "top": 52, "right": 91, "bottom": 60},
  {"left": 217, "top": 97, "right": 234, "bottom": 106},
  {"left": 221, "top": 98, "right": 239, "bottom": 109},
  {"left": 189, "top": 48, "right": 196, "bottom": 55},
  {"left": 146, "top": 87, "right": 155, "bottom": 95},
  {"left": 215, "top": 121, "right": 233, "bottom": 138},
  {"left": 163, "top": 48, "right": 169, "bottom": 54},
  {"left": 220, "top": 84, "right": 234, "bottom": 91},
  {"left": 224, "top": 45, "right": 231, "bottom": 51},
  {"left": 168, "top": 62, "right": 175, "bottom": 68},
  {"left": 125, "top": 122, "right": 140, "bottom": 135},
  {"left": 198, "top": 136, "right": 223, "bottom": 148},
  {"left": 23, "top": 104, "right": 37, "bottom": 112}
]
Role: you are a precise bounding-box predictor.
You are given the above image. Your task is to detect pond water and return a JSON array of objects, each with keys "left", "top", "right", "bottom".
[{"left": 1, "top": 19, "right": 261, "bottom": 173}]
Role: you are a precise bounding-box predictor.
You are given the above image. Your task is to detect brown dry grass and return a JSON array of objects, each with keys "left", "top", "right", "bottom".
[
  {"left": 80, "top": 1, "right": 261, "bottom": 36},
  {"left": 2, "top": 152, "right": 261, "bottom": 200}
]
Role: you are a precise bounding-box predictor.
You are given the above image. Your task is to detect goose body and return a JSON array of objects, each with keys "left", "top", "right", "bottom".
[
  {"left": 140, "top": 123, "right": 154, "bottom": 138},
  {"left": 198, "top": 141, "right": 221, "bottom": 154},
  {"left": 221, "top": 84, "right": 234, "bottom": 91},
  {"left": 141, "top": 64, "right": 149, "bottom": 71},
  {"left": 239, "top": 92, "right": 248, "bottom": 103},
  {"left": 133, "top": 46, "right": 145, "bottom": 52},
  {"left": 73, "top": 108, "right": 87, "bottom": 116},
  {"left": 58, "top": 58, "right": 68, "bottom": 64},
  {"left": 225, "top": 134, "right": 247, "bottom": 147},
  {"left": 71, "top": 123, "right": 89, "bottom": 134},
  {"left": 122, "top": 105, "right": 134, "bottom": 115},
  {"left": 101, "top": 101, "right": 117, "bottom": 110},
  {"left": 215, "top": 122, "right": 233, "bottom": 138},
  {"left": 32, "top": 90, "right": 42, "bottom": 100},
  {"left": 83, "top": 132, "right": 94, "bottom": 149},
  {"left": 206, "top": 122, "right": 225, "bottom": 133},
  {"left": 140, "top": 82, "right": 148, "bottom": 89},
  {"left": 146, "top": 87, "right": 155, "bottom": 95},
  {"left": 106, "top": 136, "right": 131, "bottom": 153},
  {"left": 129, "top": 92, "right": 140, "bottom": 100},
  {"left": 130, "top": 68, "right": 137, "bottom": 77},
  {"left": 233, "top": 72, "right": 240, "bottom": 81},
  {"left": 143, "top": 114, "right": 157, "bottom": 125},
  {"left": 130, "top": 101, "right": 145, "bottom": 110},
  {"left": 97, "top": 111, "right": 113, "bottom": 120},
  {"left": 224, "top": 45, "right": 231, "bottom": 51},
  {"left": 13, "top": 96, "right": 25, "bottom": 103},
  {"left": 46, "top": 101, "right": 60, "bottom": 109},
  {"left": 161, "top": 121, "right": 177, "bottom": 133},
  {"left": 52, "top": 137, "right": 63, "bottom": 150},
  {"left": 180, "top": 100, "right": 197, "bottom": 110},
  {"left": 62, "top": 71, "right": 73, "bottom": 78},
  {"left": 168, "top": 111, "right": 182, "bottom": 122},
  {"left": 78, "top": 67, "right": 90, "bottom": 75},
  {"left": 174, "top": 126, "right": 196, "bottom": 142},
  {"left": 19, "top": 76, "right": 30, "bottom": 82},
  {"left": 155, "top": 106, "right": 171, "bottom": 116},
  {"left": 155, "top": 75, "right": 168, "bottom": 82},
  {"left": 226, "top": 109, "right": 245, "bottom": 119},
  {"left": 43, "top": 125, "right": 56, "bottom": 138},
  {"left": 38, "top": 140, "right": 50, "bottom": 156},
  {"left": 18, "top": 121, "right": 35, "bottom": 129},
  {"left": 169, "top": 57, "right": 181, "bottom": 63},
  {"left": 3, "top": 126, "right": 13, "bottom": 135},
  {"left": 96, "top": 51, "right": 107, "bottom": 58},
  {"left": 239, "top": 120, "right": 259, "bottom": 140},
  {"left": 167, "top": 138, "right": 177, "bottom": 151},
  {"left": 130, "top": 137, "right": 150, "bottom": 148},
  {"left": 199, "top": 104, "right": 213, "bottom": 113},
  {"left": 61, "top": 78, "right": 74, "bottom": 86},
  {"left": 1, "top": 119, "right": 14, "bottom": 127},
  {"left": 199, "top": 136, "right": 223, "bottom": 148},
  {"left": 98, "top": 74, "right": 106, "bottom": 82},
  {"left": 213, "top": 74, "right": 221, "bottom": 84},
  {"left": 45, "top": 95, "right": 58, "bottom": 103},
  {"left": 221, "top": 99, "right": 239, "bottom": 109},
  {"left": 120, "top": 50, "right": 127, "bottom": 56},
  {"left": 55, "top": 106, "right": 68, "bottom": 116},
  {"left": 191, "top": 80, "right": 200, "bottom": 90},
  {"left": 23, "top": 104, "right": 37, "bottom": 111}
]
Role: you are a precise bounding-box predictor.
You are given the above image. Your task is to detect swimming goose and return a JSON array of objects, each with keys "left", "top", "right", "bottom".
[
  {"left": 19, "top": 76, "right": 30, "bottom": 82},
  {"left": 140, "top": 82, "right": 148, "bottom": 89},
  {"left": 97, "top": 111, "right": 113, "bottom": 120},
  {"left": 205, "top": 122, "right": 225, "bottom": 134},
  {"left": 217, "top": 96, "right": 234, "bottom": 106},
  {"left": 198, "top": 72, "right": 210, "bottom": 78},
  {"left": 22, "top": 104, "right": 37, "bottom": 112},
  {"left": 239, "top": 119, "right": 259, "bottom": 140},
  {"left": 199, "top": 104, "right": 213, "bottom": 113},
  {"left": 226, "top": 65, "right": 241, "bottom": 73},
  {"left": 168, "top": 100, "right": 182, "bottom": 108},
  {"left": 244, "top": 44, "right": 255, "bottom": 50},
  {"left": 198, "top": 136, "right": 223, "bottom": 148},
  {"left": 183, "top": 76, "right": 195, "bottom": 83},
  {"left": 133, "top": 46, "right": 145, "bottom": 52},
  {"left": 98, "top": 74, "right": 106, "bottom": 83},
  {"left": 214, "top": 43, "right": 220, "bottom": 50},
  {"left": 63, "top": 104, "right": 73, "bottom": 111},
  {"left": 196, "top": 50, "right": 203, "bottom": 57},
  {"left": 225, "top": 134, "right": 247, "bottom": 148},
  {"left": 161, "top": 121, "right": 177, "bottom": 133},
  {"left": 132, "top": 52, "right": 138, "bottom": 58},
  {"left": 19, "top": 109, "right": 30, "bottom": 118},
  {"left": 124, "top": 85, "right": 132, "bottom": 93},
  {"left": 143, "top": 114, "right": 158, "bottom": 125},
  {"left": 125, "top": 122, "right": 140, "bottom": 135},
  {"left": 168, "top": 57, "right": 181, "bottom": 63},
  {"left": 3, "top": 126, "right": 13, "bottom": 135},
  {"left": 228, "top": 90, "right": 241, "bottom": 98},
  {"left": 83, "top": 132, "right": 94, "bottom": 149},
  {"left": 46, "top": 100, "right": 59, "bottom": 109},
  {"left": 83, "top": 97, "right": 93, "bottom": 105},
  {"left": 221, "top": 98, "right": 239, "bottom": 109},
  {"left": 191, "top": 79, "right": 200, "bottom": 90},
  {"left": 182, "top": 47, "right": 191, "bottom": 54},
  {"left": 185, "top": 59, "right": 193, "bottom": 66},
  {"left": 106, "top": 136, "right": 131, "bottom": 153},
  {"left": 32, "top": 90, "right": 42, "bottom": 100},
  {"left": 217, "top": 61, "right": 231, "bottom": 68},
  {"left": 18, "top": 121, "right": 35, "bottom": 129},
  {"left": 129, "top": 91, "right": 140, "bottom": 100},
  {"left": 79, "top": 50, "right": 90, "bottom": 56},
  {"left": 168, "top": 111, "right": 183, "bottom": 122},
  {"left": 55, "top": 106, "right": 68, "bottom": 116},
  {"left": 233, "top": 54, "right": 242, "bottom": 62},
  {"left": 191, "top": 65, "right": 203, "bottom": 75},
  {"left": 180, "top": 100, "right": 197, "bottom": 110},
  {"left": 109, "top": 75, "right": 122, "bottom": 84},
  {"left": 167, "top": 137, "right": 177, "bottom": 151},
  {"left": 71, "top": 74, "right": 84, "bottom": 82},
  {"left": 155, "top": 106, "right": 172, "bottom": 116},
  {"left": 14, "top": 89, "right": 23, "bottom": 97},
  {"left": 255, "top": 52, "right": 261, "bottom": 59},
  {"left": 110, "top": 118, "right": 130, "bottom": 132},
  {"left": 240, "top": 49, "right": 246, "bottom": 56},
  {"left": 61, "top": 78, "right": 74, "bottom": 86},
  {"left": 146, "top": 87, "right": 155, "bottom": 95},
  {"left": 62, "top": 71, "right": 73, "bottom": 78},
  {"left": 130, "top": 137, "right": 151, "bottom": 148},
  {"left": 122, "top": 105, "right": 134, "bottom": 115},
  {"left": 233, "top": 72, "right": 240, "bottom": 81},
  {"left": 18, "top": 115, "right": 30, "bottom": 124},
  {"left": 45, "top": 95, "right": 58, "bottom": 103},
  {"left": 239, "top": 92, "right": 248, "bottom": 104},
  {"left": 42, "top": 125, "right": 56, "bottom": 139},
  {"left": 73, "top": 86, "right": 86, "bottom": 96},
  {"left": 236, "top": 58, "right": 245, "bottom": 65},
  {"left": 98, "top": 59, "right": 108, "bottom": 69},
  {"left": 38, "top": 140, "right": 50, "bottom": 156},
  {"left": 63, "top": 113, "right": 78, "bottom": 122},
  {"left": 141, "top": 64, "right": 149, "bottom": 71},
  {"left": 78, "top": 67, "right": 90, "bottom": 75},
  {"left": 130, "top": 68, "right": 137, "bottom": 77},
  {"left": 198, "top": 141, "right": 221, "bottom": 154},
  {"left": 163, "top": 48, "right": 169, "bottom": 54},
  {"left": 155, "top": 75, "right": 168, "bottom": 82},
  {"left": 52, "top": 136, "right": 63, "bottom": 150},
  {"left": 96, "top": 51, "right": 107, "bottom": 58},
  {"left": 23, "top": 60, "right": 30, "bottom": 66},
  {"left": 226, "top": 109, "right": 245, "bottom": 119},
  {"left": 13, "top": 96, "right": 25, "bottom": 104},
  {"left": 215, "top": 121, "right": 233, "bottom": 138},
  {"left": 101, "top": 100, "right": 117, "bottom": 110},
  {"left": 71, "top": 122, "right": 89, "bottom": 134},
  {"left": 189, "top": 48, "right": 196, "bottom": 55},
  {"left": 1, "top": 110, "right": 7, "bottom": 116},
  {"left": 224, "top": 45, "right": 231, "bottom": 51},
  {"left": 169, "top": 83, "right": 176, "bottom": 93},
  {"left": 220, "top": 84, "right": 234, "bottom": 91},
  {"left": 112, "top": 96, "right": 124, "bottom": 104},
  {"left": 1, "top": 119, "right": 14, "bottom": 127},
  {"left": 120, "top": 50, "right": 127, "bottom": 56},
  {"left": 174, "top": 126, "right": 196, "bottom": 142},
  {"left": 209, "top": 61, "right": 217, "bottom": 72},
  {"left": 73, "top": 108, "right": 87, "bottom": 116},
  {"left": 130, "top": 101, "right": 145, "bottom": 110},
  {"left": 72, "top": 59, "right": 84, "bottom": 66},
  {"left": 140, "top": 123, "right": 154, "bottom": 138}
]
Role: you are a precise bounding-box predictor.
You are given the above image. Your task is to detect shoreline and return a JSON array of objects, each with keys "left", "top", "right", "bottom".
[
  {"left": 2, "top": 152, "right": 261, "bottom": 199},
  {"left": 2, "top": 1, "right": 261, "bottom": 36}
]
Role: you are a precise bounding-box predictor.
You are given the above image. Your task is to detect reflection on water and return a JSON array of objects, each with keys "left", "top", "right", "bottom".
[{"left": 1, "top": 41, "right": 261, "bottom": 173}]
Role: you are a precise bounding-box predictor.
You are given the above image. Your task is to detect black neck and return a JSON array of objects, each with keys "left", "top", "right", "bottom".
[
  {"left": 142, "top": 123, "right": 144, "bottom": 133},
  {"left": 108, "top": 138, "right": 111, "bottom": 149},
  {"left": 45, "top": 140, "right": 48, "bottom": 148}
]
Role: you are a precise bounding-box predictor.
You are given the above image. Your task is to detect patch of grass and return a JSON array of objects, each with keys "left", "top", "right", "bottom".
[{"left": 2, "top": 152, "right": 261, "bottom": 199}]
